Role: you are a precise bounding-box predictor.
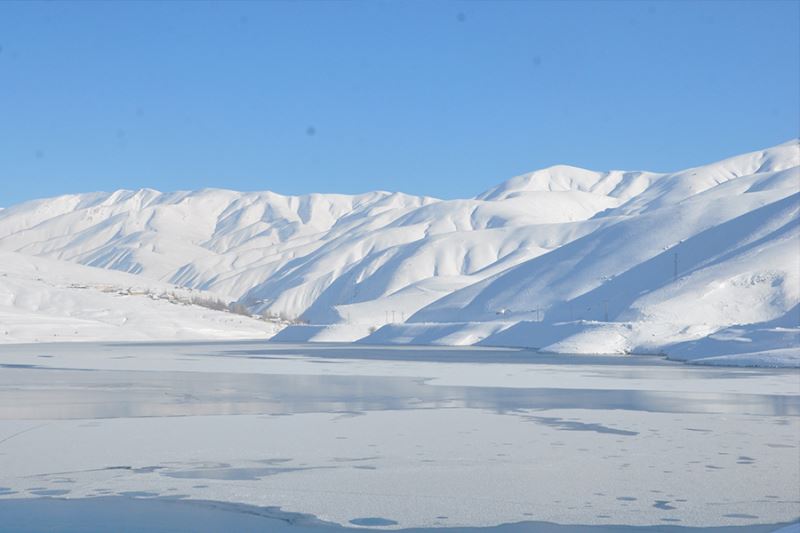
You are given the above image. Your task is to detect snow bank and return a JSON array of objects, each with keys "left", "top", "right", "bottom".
[
  {"left": 270, "top": 323, "right": 374, "bottom": 343},
  {"left": 361, "top": 321, "right": 515, "bottom": 346},
  {"left": 665, "top": 306, "right": 800, "bottom": 367}
]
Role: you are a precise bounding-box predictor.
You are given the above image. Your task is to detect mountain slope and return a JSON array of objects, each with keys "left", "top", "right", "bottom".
[
  {"left": 0, "top": 178, "right": 621, "bottom": 324},
  {"left": 0, "top": 140, "right": 797, "bottom": 364},
  {"left": 371, "top": 141, "right": 799, "bottom": 364},
  {"left": 0, "top": 251, "right": 277, "bottom": 343}
]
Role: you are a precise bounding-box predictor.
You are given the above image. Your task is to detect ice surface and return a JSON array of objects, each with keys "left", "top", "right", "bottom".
[{"left": 0, "top": 341, "right": 797, "bottom": 530}]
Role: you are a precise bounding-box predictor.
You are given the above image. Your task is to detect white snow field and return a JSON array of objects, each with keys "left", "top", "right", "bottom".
[
  {"left": 0, "top": 341, "right": 798, "bottom": 531},
  {"left": 0, "top": 140, "right": 798, "bottom": 364},
  {"left": 0, "top": 251, "right": 278, "bottom": 343}
]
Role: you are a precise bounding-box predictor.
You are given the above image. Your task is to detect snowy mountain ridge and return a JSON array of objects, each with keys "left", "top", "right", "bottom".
[{"left": 0, "top": 140, "right": 798, "bottom": 364}]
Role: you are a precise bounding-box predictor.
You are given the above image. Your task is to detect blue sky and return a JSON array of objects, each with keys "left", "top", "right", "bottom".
[{"left": 1, "top": 1, "right": 798, "bottom": 205}]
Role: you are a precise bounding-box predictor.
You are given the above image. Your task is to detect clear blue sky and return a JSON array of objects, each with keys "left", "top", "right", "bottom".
[{"left": 1, "top": 1, "right": 798, "bottom": 205}]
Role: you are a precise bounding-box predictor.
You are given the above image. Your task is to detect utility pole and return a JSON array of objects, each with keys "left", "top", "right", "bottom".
[
  {"left": 392, "top": 310, "right": 396, "bottom": 323},
  {"left": 673, "top": 252, "right": 678, "bottom": 282}
]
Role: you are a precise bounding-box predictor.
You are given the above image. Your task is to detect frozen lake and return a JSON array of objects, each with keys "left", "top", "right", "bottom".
[{"left": 0, "top": 341, "right": 798, "bottom": 531}]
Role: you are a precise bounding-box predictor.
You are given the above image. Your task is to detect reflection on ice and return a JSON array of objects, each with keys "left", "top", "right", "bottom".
[{"left": 0, "top": 367, "right": 798, "bottom": 420}]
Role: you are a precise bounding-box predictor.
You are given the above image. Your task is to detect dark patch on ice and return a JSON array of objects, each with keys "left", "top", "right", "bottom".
[
  {"left": 119, "top": 491, "right": 159, "bottom": 498},
  {"left": 0, "top": 364, "right": 39, "bottom": 369},
  {"left": 349, "top": 517, "right": 398, "bottom": 526},
  {"left": 256, "top": 458, "right": 293, "bottom": 465},
  {"left": 616, "top": 496, "right": 637, "bottom": 501},
  {"left": 765, "top": 443, "right": 795, "bottom": 448},
  {"left": 724, "top": 513, "right": 759, "bottom": 519},
  {"left": 353, "top": 465, "right": 377, "bottom": 470},
  {"left": 683, "top": 427, "right": 712, "bottom": 433},
  {"left": 661, "top": 518, "right": 681, "bottom": 522},
  {"left": 524, "top": 416, "right": 638, "bottom": 436},
  {"left": 332, "top": 456, "right": 380, "bottom": 463},
  {"left": 5, "top": 495, "right": 793, "bottom": 533},
  {"left": 29, "top": 489, "right": 70, "bottom": 496},
  {"left": 133, "top": 466, "right": 165, "bottom": 474},
  {"left": 332, "top": 411, "right": 366, "bottom": 420},
  {"left": 161, "top": 466, "right": 324, "bottom": 481},
  {"left": 653, "top": 500, "right": 676, "bottom": 510},
  {"left": 167, "top": 461, "right": 229, "bottom": 469}
]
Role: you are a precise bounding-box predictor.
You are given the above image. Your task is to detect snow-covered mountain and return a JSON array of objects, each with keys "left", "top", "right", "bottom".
[
  {"left": 0, "top": 140, "right": 797, "bottom": 364},
  {"left": 0, "top": 177, "right": 615, "bottom": 324}
]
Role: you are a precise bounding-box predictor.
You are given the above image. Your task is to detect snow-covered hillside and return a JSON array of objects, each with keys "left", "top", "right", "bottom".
[
  {"left": 0, "top": 140, "right": 798, "bottom": 364},
  {"left": 0, "top": 177, "right": 617, "bottom": 324},
  {"left": 0, "top": 251, "right": 278, "bottom": 343}
]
